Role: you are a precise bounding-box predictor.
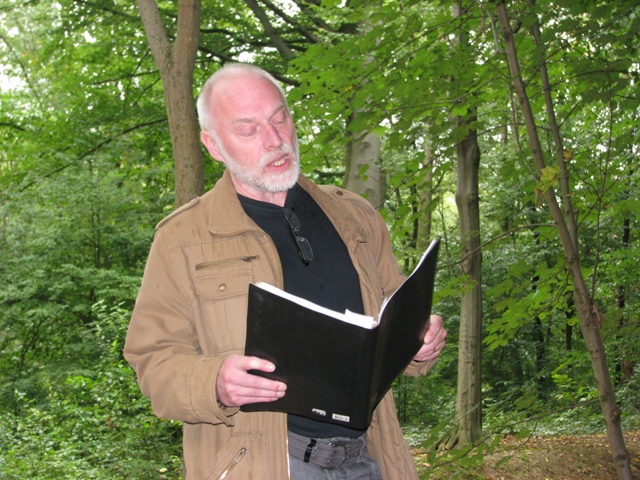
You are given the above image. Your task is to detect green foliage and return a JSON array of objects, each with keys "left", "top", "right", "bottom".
[
  {"left": 0, "top": 3, "right": 184, "bottom": 476},
  {"left": 0, "top": 303, "right": 183, "bottom": 479},
  {"left": 407, "top": 419, "right": 506, "bottom": 479},
  {"left": 394, "top": 356, "right": 456, "bottom": 427},
  {"left": 1, "top": 0, "right": 640, "bottom": 476}
]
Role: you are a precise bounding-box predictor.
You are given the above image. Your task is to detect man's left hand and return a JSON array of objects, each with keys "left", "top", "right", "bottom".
[{"left": 413, "top": 315, "right": 447, "bottom": 362}]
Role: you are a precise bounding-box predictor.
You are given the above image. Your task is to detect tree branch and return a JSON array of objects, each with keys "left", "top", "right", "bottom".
[
  {"left": 290, "top": 0, "right": 334, "bottom": 31},
  {"left": 258, "top": 0, "right": 322, "bottom": 44},
  {"left": 194, "top": 45, "right": 300, "bottom": 87},
  {"left": 76, "top": 0, "right": 141, "bottom": 22},
  {"left": 0, "top": 31, "right": 39, "bottom": 99},
  {"left": 242, "top": 0, "right": 295, "bottom": 59},
  {"left": 0, "top": 121, "right": 26, "bottom": 131},
  {"left": 173, "top": 0, "right": 201, "bottom": 78},
  {"left": 136, "top": 0, "right": 172, "bottom": 72},
  {"left": 19, "top": 119, "right": 167, "bottom": 192}
]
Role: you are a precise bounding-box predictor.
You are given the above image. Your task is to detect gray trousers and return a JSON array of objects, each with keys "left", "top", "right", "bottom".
[{"left": 288, "top": 435, "right": 383, "bottom": 480}]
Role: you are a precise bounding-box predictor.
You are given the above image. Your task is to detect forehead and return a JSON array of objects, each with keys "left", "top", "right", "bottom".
[{"left": 212, "top": 74, "right": 285, "bottom": 124}]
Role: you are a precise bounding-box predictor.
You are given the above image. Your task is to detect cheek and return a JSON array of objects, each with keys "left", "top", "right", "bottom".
[
  {"left": 285, "top": 128, "right": 297, "bottom": 148},
  {"left": 228, "top": 142, "right": 258, "bottom": 162}
]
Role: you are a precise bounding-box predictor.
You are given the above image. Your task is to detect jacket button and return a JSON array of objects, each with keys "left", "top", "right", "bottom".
[{"left": 218, "top": 283, "right": 227, "bottom": 291}]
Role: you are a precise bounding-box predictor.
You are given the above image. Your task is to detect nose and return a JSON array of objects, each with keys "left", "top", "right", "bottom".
[{"left": 263, "top": 122, "right": 283, "bottom": 149}]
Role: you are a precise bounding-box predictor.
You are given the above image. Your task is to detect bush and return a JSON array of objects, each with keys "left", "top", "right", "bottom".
[{"left": 0, "top": 303, "right": 183, "bottom": 480}]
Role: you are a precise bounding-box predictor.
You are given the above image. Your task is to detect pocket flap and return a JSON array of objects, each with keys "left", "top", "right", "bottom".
[{"left": 195, "top": 269, "right": 253, "bottom": 300}]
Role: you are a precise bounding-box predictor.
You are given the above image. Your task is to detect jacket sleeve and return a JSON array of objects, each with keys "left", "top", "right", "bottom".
[
  {"left": 123, "top": 229, "right": 238, "bottom": 426},
  {"left": 344, "top": 193, "right": 439, "bottom": 378}
]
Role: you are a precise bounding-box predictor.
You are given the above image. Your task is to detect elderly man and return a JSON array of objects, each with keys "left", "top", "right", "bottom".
[{"left": 124, "top": 63, "right": 446, "bottom": 480}]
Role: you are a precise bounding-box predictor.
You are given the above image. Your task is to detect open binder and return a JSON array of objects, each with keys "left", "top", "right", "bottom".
[{"left": 241, "top": 239, "right": 440, "bottom": 429}]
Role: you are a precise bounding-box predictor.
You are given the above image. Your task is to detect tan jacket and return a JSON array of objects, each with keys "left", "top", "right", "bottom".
[{"left": 124, "top": 171, "right": 436, "bottom": 479}]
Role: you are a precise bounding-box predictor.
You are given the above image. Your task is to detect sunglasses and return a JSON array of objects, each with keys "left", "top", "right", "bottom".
[{"left": 282, "top": 208, "right": 313, "bottom": 266}]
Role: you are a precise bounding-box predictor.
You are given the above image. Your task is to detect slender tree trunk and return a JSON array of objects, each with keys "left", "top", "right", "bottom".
[
  {"left": 417, "top": 136, "right": 435, "bottom": 250},
  {"left": 452, "top": 113, "right": 483, "bottom": 447},
  {"left": 528, "top": 0, "right": 578, "bottom": 251},
  {"left": 565, "top": 303, "right": 574, "bottom": 351},
  {"left": 447, "top": 2, "right": 483, "bottom": 448},
  {"left": 495, "top": 3, "right": 631, "bottom": 478},
  {"left": 343, "top": 129, "right": 385, "bottom": 209},
  {"left": 342, "top": 15, "right": 385, "bottom": 209},
  {"left": 136, "top": 0, "right": 204, "bottom": 207},
  {"left": 616, "top": 217, "right": 632, "bottom": 384}
]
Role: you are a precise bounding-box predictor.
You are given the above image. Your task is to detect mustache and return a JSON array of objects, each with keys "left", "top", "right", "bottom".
[{"left": 260, "top": 143, "right": 298, "bottom": 167}]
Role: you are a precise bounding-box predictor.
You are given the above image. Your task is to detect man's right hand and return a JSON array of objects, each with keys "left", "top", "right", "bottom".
[{"left": 216, "top": 355, "right": 287, "bottom": 407}]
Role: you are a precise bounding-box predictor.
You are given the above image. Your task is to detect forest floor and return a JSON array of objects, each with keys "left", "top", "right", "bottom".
[
  {"left": 414, "top": 430, "right": 640, "bottom": 479},
  {"left": 479, "top": 429, "right": 640, "bottom": 479}
]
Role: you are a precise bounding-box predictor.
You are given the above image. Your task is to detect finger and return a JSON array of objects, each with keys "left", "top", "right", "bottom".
[
  {"left": 239, "top": 357, "right": 287, "bottom": 392},
  {"left": 217, "top": 356, "right": 287, "bottom": 406},
  {"left": 239, "top": 379, "right": 287, "bottom": 401},
  {"left": 242, "top": 369, "right": 287, "bottom": 392},
  {"left": 423, "top": 316, "right": 446, "bottom": 346},
  {"left": 414, "top": 338, "right": 446, "bottom": 362},
  {"left": 230, "top": 355, "right": 277, "bottom": 374},
  {"left": 230, "top": 376, "right": 287, "bottom": 405}
]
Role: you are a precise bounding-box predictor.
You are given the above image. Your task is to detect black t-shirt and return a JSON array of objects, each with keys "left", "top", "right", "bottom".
[{"left": 239, "top": 183, "right": 367, "bottom": 438}]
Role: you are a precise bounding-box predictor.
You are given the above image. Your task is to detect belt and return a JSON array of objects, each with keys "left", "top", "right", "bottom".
[{"left": 288, "top": 431, "right": 365, "bottom": 470}]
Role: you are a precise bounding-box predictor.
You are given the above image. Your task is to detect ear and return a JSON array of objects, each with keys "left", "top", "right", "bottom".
[{"left": 200, "top": 130, "right": 224, "bottom": 163}]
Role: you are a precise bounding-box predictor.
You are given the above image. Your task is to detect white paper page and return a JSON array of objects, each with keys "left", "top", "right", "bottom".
[{"left": 254, "top": 282, "right": 377, "bottom": 329}]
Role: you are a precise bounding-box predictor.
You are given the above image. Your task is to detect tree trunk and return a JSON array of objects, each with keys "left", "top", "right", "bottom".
[
  {"left": 495, "top": 3, "right": 632, "bottom": 478},
  {"left": 528, "top": 0, "right": 578, "bottom": 252},
  {"left": 446, "top": 1, "right": 483, "bottom": 448},
  {"left": 136, "top": 0, "right": 204, "bottom": 207},
  {"left": 342, "top": 16, "right": 384, "bottom": 209},
  {"left": 343, "top": 125, "right": 385, "bottom": 210},
  {"left": 452, "top": 113, "right": 483, "bottom": 447},
  {"left": 417, "top": 136, "right": 435, "bottom": 250},
  {"left": 615, "top": 217, "right": 632, "bottom": 384}
]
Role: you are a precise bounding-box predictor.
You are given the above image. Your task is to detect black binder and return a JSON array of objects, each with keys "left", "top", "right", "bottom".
[{"left": 241, "top": 239, "right": 440, "bottom": 429}]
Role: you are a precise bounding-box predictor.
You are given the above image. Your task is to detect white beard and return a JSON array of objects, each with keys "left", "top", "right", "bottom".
[{"left": 218, "top": 139, "right": 300, "bottom": 194}]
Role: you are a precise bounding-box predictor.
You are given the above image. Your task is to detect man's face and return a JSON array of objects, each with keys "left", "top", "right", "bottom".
[{"left": 202, "top": 74, "right": 300, "bottom": 200}]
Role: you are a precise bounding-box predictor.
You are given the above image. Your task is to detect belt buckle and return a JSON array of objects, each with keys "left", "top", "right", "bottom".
[{"left": 324, "top": 441, "right": 348, "bottom": 470}]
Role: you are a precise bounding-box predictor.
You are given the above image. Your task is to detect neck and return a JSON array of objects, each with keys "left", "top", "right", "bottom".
[{"left": 230, "top": 177, "right": 289, "bottom": 207}]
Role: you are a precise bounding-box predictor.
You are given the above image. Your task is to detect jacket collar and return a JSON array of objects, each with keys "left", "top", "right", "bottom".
[
  {"left": 206, "top": 170, "right": 258, "bottom": 236},
  {"left": 206, "top": 170, "right": 368, "bottom": 244}
]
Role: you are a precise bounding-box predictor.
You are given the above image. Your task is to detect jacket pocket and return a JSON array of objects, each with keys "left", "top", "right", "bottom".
[
  {"left": 194, "top": 262, "right": 255, "bottom": 352},
  {"left": 204, "top": 433, "right": 272, "bottom": 480},
  {"left": 196, "top": 255, "right": 260, "bottom": 272},
  {"left": 195, "top": 267, "right": 254, "bottom": 300}
]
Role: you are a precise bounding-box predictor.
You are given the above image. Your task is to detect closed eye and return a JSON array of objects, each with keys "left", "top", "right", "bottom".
[
  {"left": 270, "top": 108, "right": 287, "bottom": 126},
  {"left": 234, "top": 124, "right": 257, "bottom": 137}
]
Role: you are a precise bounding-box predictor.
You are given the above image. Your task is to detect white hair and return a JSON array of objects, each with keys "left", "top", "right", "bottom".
[{"left": 196, "top": 64, "right": 288, "bottom": 134}]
